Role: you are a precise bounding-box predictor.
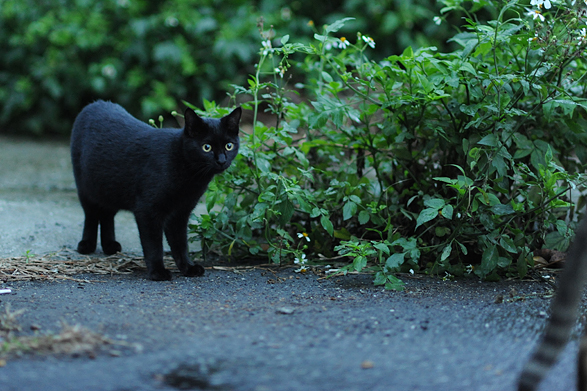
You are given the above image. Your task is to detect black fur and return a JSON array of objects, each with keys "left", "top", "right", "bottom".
[{"left": 70, "top": 100, "right": 241, "bottom": 281}]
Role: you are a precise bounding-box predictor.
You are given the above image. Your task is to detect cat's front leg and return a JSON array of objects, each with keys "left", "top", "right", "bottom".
[
  {"left": 164, "top": 212, "right": 205, "bottom": 277},
  {"left": 135, "top": 213, "right": 172, "bottom": 281}
]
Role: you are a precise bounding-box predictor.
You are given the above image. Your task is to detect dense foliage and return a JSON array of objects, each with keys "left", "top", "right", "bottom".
[
  {"left": 3, "top": 0, "right": 586, "bottom": 288},
  {"left": 190, "top": 0, "right": 587, "bottom": 289},
  {"left": 0, "top": 0, "right": 449, "bottom": 135}
]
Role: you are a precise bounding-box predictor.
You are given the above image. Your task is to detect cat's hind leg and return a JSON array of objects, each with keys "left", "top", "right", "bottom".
[
  {"left": 99, "top": 210, "right": 121, "bottom": 255},
  {"left": 77, "top": 199, "right": 99, "bottom": 254},
  {"left": 164, "top": 212, "right": 205, "bottom": 278}
]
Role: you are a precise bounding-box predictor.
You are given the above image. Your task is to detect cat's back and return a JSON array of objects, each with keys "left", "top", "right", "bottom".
[
  {"left": 71, "top": 100, "right": 148, "bottom": 143},
  {"left": 71, "top": 100, "right": 174, "bottom": 169}
]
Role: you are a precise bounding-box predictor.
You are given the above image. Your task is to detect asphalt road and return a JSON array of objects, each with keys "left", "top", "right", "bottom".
[{"left": 0, "top": 136, "right": 579, "bottom": 391}]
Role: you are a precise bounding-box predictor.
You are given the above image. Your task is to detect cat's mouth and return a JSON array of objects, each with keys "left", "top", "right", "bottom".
[{"left": 215, "top": 162, "right": 230, "bottom": 172}]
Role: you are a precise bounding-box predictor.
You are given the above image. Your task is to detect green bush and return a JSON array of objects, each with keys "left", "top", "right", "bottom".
[
  {"left": 0, "top": 0, "right": 451, "bottom": 135},
  {"left": 190, "top": 0, "right": 587, "bottom": 289}
]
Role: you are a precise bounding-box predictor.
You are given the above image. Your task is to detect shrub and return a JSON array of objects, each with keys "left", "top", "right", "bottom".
[
  {"left": 189, "top": 0, "right": 587, "bottom": 289},
  {"left": 0, "top": 0, "right": 450, "bottom": 135}
]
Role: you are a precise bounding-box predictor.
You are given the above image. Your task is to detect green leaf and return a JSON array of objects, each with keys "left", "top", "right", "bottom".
[
  {"left": 384, "top": 277, "right": 405, "bottom": 291},
  {"left": 256, "top": 157, "right": 271, "bottom": 173},
  {"left": 441, "top": 204, "right": 454, "bottom": 220},
  {"left": 424, "top": 198, "right": 445, "bottom": 210},
  {"left": 280, "top": 35, "right": 289, "bottom": 45},
  {"left": 386, "top": 253, "right": 405, "bottom": 269},
  {"left": 415, "top": 208, "right": 438, "bottom": 229},
  {"left": 458, "top": 62, "right": 477, "bottom": 76},
  {"left": 325, "top": 17, "right": 355, "bottom": 34},
  {"left": 373, "top": 242, "right": 390, "bottom": 255},
  {"left": 321, "top": 71, "right": 333, "bottom": 83},
  {"left": 310, "top": 207, "right": 322, "bottom": 218},
  {"left": 457, "top": 241, "right": 468, "bottom": 255},
  {"left": 314, "top": 33, "right": 327, "bottom": 43},
  {"left": 277, "top": 198, "right": 295, "bottom": 227},
  {"left": 544, "top": 230, "right": 570, "bottom": 251},
  {"left": 402, "top": 46, "right": 414, "bottom": 59},
  {"left": 479, "top": 245, "right": 499, "bottom": 277},
  {"left": 491, "top": 204, "right": 514, "bottom": 216},
  {"left": 498, "top": 256, "right": 512, "bottom": 268},
  {"left": 348, "top": 195, "right": 362, "bottom": 204},
  {"left": 343, "top": 201, "right": 357, "bottom": 221},
  {"left": 358, "top": 210, "right": 370, "bottom": 225},
  {"left": 434, "top": 177, "right": 457, "bottom": 184},
  {"left": 373, "top": 271, "right": 387, "bottom": 286},
  {"left": 440, "top": 243, "right": 452, "bottom": 262},
  {"left": 321, "top": 215, "right": 334, "bottom": 236},
  {"left": 206, "top": 192, "right": 218, "bottom": 213},
  {"left": 416, "top": 72, "right": 433, "bottom": 94},
  {"left": 472, "top": 41, "right": 492, "bottom": 57},
  {"left": 499, "top": 236, "right": 517, "bottom": 253},
  {"left": 478, "top": 134, "right": 498, "bottom": 147},
  {"left": 352, "top": 256, "right": 367, "bottom": 272}
]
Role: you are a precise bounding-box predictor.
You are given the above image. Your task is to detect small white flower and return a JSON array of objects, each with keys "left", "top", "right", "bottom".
[
  {"left": 297, "top": 232, "right": 310, "bottom": 242},
  {"left": 579, "top": 28, "right": 587, "bottom": 43},
  {"left": 274, "top": 67, "right": 286, "bottom": 78},
  {"left": 527, "top": 8, "right": 545, "bottom": 22},
  {"left": 361, "top": 35, "right": 376, "bottom": 49},
  {"left": 530, "top": 0, "right": 551, "bottom": 9},
  {"left": 294, "top": 253, "right": 308, "bottom": 273},
  {"left": 294, "top": 253, "right": 307, "bottom": 264},
  {"left": 433, "top": 16, "right": 442, "bottom": 26},
  {"left": 295, "top": 265, "right": 308, "bottom": 273},
  {"left": 528, "top": 33, "right": 539, "bottom": 43},
  {"left": 261, "top": 39, "right": 273, "bottom": 55},
  {"left": 409, "top": 269, "right": 414, "bottom": 275},
  {"left": 334, "top": 37, "right": 350, "bottom": 49}
]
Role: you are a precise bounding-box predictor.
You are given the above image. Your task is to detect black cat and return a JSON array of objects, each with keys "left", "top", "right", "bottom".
[{"left": 70, "top": 100, "right": 241, "bottom": 281}]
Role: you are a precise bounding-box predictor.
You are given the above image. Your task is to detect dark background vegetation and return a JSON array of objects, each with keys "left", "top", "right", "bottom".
[{"left": 0, "top": 0, "right": 453, "bottom": 135}]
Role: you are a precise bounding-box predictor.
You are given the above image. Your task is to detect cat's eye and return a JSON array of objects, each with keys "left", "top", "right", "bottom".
[
  {"left": 225, "top": 143, "right": 234, "bottom": 151},
  {"left": 202, "top": 144, "right": 212, "bottom": 152}
]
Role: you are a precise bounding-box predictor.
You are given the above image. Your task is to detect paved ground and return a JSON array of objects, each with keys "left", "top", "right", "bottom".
[{"left": 0, "top": 136, "right": 580, "bottom": 390}]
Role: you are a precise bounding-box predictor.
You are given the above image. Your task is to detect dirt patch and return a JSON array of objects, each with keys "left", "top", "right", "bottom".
[{"left": 0, "top": 304, "right": 133, "bottom": 362}]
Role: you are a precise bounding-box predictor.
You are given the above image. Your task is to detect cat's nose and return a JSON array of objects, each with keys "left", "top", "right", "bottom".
[{"left": 217, "top": 153, "right": 227, "bottom": 165}]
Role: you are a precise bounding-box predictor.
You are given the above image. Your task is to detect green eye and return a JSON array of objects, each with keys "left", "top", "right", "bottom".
[
  {"left": 202, "top": 144, "right": 212, "bottom": 152},
  {"left": 225, "top": 143, "right": 234, "bottom": 151}
]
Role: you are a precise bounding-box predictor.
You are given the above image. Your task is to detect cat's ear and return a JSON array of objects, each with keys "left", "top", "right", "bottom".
[
  {"left": 221, "top": 107, "right": 242, "bottom": 136},
  {"left": 184, "top": 108, "right": 206, "bottom": 138}
]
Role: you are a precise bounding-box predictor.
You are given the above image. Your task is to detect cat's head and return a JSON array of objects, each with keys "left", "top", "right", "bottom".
[{"left": 182, "top": 107, "right": 241, "bottom": 175}]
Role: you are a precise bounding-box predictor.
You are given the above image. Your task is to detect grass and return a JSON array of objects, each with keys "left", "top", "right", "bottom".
[{"left": 0, "top": 248, "right": 178, "bottom": 282}]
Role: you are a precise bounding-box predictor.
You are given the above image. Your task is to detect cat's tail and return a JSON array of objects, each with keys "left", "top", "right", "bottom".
[{"left": 518, "top": 218, "right": 587, "bottom": 391}]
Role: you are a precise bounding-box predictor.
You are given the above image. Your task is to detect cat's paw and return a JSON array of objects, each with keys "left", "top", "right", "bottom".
[
  {"left": 148, "top": 268, "right": 173, "bottom": 281},
  {"left": 102, "top": 241, "right": 122, "bottom": 255},
  {"left": 77, "top": 240, "right": 96, "bottom": 254},
  {"left": 182, "top": 263, "right": 205, "bottom": 277}
]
